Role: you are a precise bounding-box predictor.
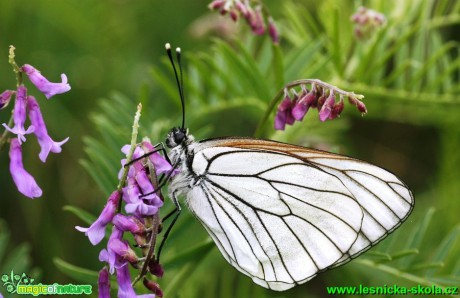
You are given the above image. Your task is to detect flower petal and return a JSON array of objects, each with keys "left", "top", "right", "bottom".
[
  {"left": 9, "top": 139, "right": 42, "bottom": 198},
  {"left": 22, "top": 64, "right": 71, "bottom": 99},
  {"left": 75, "top": 191, "right": 121, "bottom": 245},
  {"left": 98, "top": 267, "right": 111, "bottom": 298},
  {"left": 27, "top": 96, "right": 69, "bottom": 162},
  {"left": 2, "top": 86, "right": 34, "bottom": 143}
]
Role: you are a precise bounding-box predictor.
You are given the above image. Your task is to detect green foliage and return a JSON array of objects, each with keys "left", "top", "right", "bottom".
[
  {"left": 0, "top": 219, "right": 40, "bottom": 294},
  {"left": 282, "top": 0, "right": 460, "bottom": 126},
  {"left": 64, "top": 0, "right": 460, "bottom": 297},
  {"left": 354, "top": 208, "right": 460, "bottom": 291}
]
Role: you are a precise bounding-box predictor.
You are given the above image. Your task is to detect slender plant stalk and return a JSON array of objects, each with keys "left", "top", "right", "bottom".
[
  {"left": 354, "top": 259, "right": 452, "bottom": 294},
  {"left": 132, "top": 137, "right": 163, "bottom": 286},
  {"left": 117, "top": 103, "right": 142, "bottom": 191},
  {"left": 116, "top": 103, "right": 142, "bottom": 214},
  {"left": 0, "top": 46, "right": 23, "bottom": 151}
]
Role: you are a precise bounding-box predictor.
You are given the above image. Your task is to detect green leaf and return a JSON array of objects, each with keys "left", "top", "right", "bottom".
[
  {"left": 163, "top": 239, "right": 214, "bottom": 270},
  {"left": 272, "top": 44, "right": 284, "bottom": 88},
  {"left": 53, "top": 258, "right": 99, "bottom": 285},
  {"left": 408, "top": 262, "right": 445, "bottom": 272},
  {"left": 426, "top": 226, "right": 460, "bottom": 277},
  {"left": 1, "top": 244, "right": 31, "bottom": 275},
  {"left": 0, "top": 220, "right": 11, "bottom": 263},
  {"left": 63, "top": 205, "right": 97, "bottom": 225}
]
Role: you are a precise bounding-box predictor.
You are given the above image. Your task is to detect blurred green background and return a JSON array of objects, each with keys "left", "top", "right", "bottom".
[{"left": 1, "top": 0, "right": 459, "bottom": 297}]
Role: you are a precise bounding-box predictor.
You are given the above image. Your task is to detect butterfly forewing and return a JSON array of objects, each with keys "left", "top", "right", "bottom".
[{"left": 177, "top": 137, "right": 414, "bottom": 291}]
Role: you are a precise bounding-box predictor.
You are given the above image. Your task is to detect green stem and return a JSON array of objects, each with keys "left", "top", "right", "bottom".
[
  {"left": 117, "top": 103, "right": 142, "bottom": 190},
  {"left": 8, "top": 45, "right": 22, "bottom": 86},
  {"left": 254, "top": 79, "right": 364, "bottom": 138},
  {"left": 116, "top": 103, "right": 142, "bottom": 215},
  {"left": 1, "top": 46, "right": 23, "bottom": 150},
  {"left": 132, "top": 137, "right": 162, "bottom": 287}
]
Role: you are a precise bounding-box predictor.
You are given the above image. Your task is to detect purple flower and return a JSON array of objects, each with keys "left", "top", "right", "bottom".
[
  {"left": 108, "top": 237, "right": 139, "bottom": 265},
  {"left": 268, "top": 17, "right": 279, "bottom": 44},
  {"left": 116, "top": 264, "right": 155, "bottom": 298},
  {"left": 98, "top": 267, "right": 111, "bottom": 298},
  {"left": 348, "top": 96, "right": 368, "bottom": 114},
  {"left": 330, "top": 98, "right": 345, "bottom": 119},
  {"left": 76, "top": 190, "right": 121, "bottom": 245},
  {"left": 99, "top": 227, "right": 124, "bottom": 274},
  {"left": 112, "top": 214, "right": 146, "bottom": 235},
  {"left": 9, "top": 138, "right": 42, "bottom": 198},
  {"left": 148, "top": 261, "right": 164, "bottom": 278},
  {"left": 0, "top": 90, "right": 14, "bottom": 110},
  {"left": 2, "top": 86, "right": 34, "bottom": 143},
  {"left": 118, "top": 145, "right": 145, "bottom": 179},
  {"left": 27, "top": 96, "right": 69, "bottom": 162},
  {"left": 143, "top": 279, "right": 163, "bottom": 297},
  {"left": 250, "top": 6, "right": 266, "bottom": 35},
  {"left": 351, "top": 7, "right": 386, "bottom": 40},
  {"left": 208, "top": 0, "right": 278, "bottom": 44},
  {"left": 319, "top": 93, "right": 335, "bottom": 122},
  {"left": 123, "top": 177, "right": 162, "bottom": 217},
  {"left": 292, "top": 90, "right": 317, "bottom": 121},
  {"left": 142, "top": 141, "right": 179, "bottom": 176},
  {"left": 208, "top": 0, "right": 226, "bottom": 10},
  {"left": 22, "top": 64, "right": 71, "bottom": 99},
  {"left": 274, "top": 95, "right": 295, "bottom": 130},
  {"left": 133, "top": 162, "right": 162, "bottom": 203}
]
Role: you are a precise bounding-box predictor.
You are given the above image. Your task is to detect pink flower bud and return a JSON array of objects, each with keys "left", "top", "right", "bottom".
[
  {"left": 143, "top": 279, "right": 164, "bottom": 297},
  {"left": 98, "top": 267, "right": 110, "bottom": 298},
  {"left": 0, "top": 90, "right": 14, "bottom": 110},
  {"left": 208, "top": 0, "right": 226, "bottom": 10},
  {"left": 268, "top": 18, "right": 279, "bottom": 44},
  {"left": 319, "top": 93, "right": 335, "bottom": 122},
  {"left": 329, "top": 98, "right": 344, "bottom": 119}
]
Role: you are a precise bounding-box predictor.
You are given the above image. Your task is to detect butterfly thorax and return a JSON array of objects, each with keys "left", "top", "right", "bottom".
[{"left": 166, "top": 127, "right": 196, "bottom": 197}]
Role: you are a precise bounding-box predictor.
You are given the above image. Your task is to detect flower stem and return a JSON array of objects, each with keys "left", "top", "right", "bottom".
[
  {"left": 117, "top": 103, "right": 142, "bottom": 191},
  {"left": 132, "top": 137, "right": 162, "bottom": 287},
  {"left": 8, "top": 45, "right": 22, "bottom": 86},
  {"left": 117, "top": 103, "right": 142, "bottom": 214},
  {"left": 1, "top": 46, "right": 22, "bottom": 150},
  {"left": 253, "top": 79, "right": 364, "bottom": 138}
]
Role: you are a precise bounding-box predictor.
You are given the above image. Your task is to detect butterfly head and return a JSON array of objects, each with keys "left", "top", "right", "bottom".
[{"left": 166, "top": 127, "right": 188, "bottom": 148}]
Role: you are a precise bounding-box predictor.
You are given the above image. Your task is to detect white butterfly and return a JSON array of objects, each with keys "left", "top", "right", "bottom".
[
  {"left": 165, "top": 131, "right": 414, "bottom": 291},
  {"left": 161, "top": 44, "right": 414, "bottom": 291}
]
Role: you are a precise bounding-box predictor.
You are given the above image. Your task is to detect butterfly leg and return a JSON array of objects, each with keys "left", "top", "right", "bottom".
[
  {"left": 139, "top": 158, "right": 181, "bottom": 198},
  {"left": 156, "top": 191, "right": 181, "bottom": 262},
  {"left": 125, "top": 142, "right": 173, "bottom": 167}
]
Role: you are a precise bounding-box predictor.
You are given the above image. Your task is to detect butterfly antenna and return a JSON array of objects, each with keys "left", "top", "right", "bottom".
[
  {"left": 176, "top": 47, "right": 185, "bottom": 130},
  {"left": 165, "top": 43, "right": 186, "bottom": 130}
]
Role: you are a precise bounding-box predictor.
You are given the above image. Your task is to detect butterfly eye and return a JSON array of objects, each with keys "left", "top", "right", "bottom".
[
  {"left": 166, "top": 128, "right": 186, "bottom": 148},
  {"left": 174, "top": 129, "right": 185, "bottom": 144}
]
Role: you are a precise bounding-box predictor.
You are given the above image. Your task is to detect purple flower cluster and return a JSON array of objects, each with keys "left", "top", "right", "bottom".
[
  {"left": 274, "top": 83, "right": 367, "bottom": 130},
  {"left": 2, "top": 64, "right": 70, "bottom": 198},
  {"left": 77, "top": 142, "right": 177, "bottom": 297},
  {"left": 351, "top": 6, "right": 386, "bottom": 40},
  {"left": 208, "top": 0, "right": 279, "bottom": 44}
]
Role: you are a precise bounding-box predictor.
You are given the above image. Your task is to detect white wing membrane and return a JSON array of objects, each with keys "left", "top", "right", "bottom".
[{"left": 182, "top": 140, "right": 414, "bottom": 291}]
